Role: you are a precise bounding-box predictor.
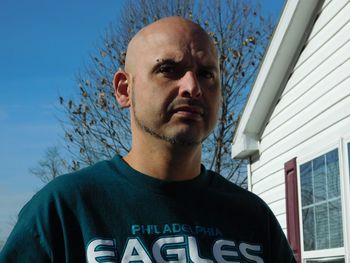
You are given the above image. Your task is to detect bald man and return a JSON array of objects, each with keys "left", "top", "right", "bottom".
[{"left": 0, "top": 17, "right": 296, "bottom": 263}]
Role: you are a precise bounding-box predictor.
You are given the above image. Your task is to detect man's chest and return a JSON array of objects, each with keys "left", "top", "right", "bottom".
[
  {"left": 77, "top": 198, "right": 267, "bottom": 263},
  {"left": 85, "top": 223, "right": 265, "bottom": 263}
]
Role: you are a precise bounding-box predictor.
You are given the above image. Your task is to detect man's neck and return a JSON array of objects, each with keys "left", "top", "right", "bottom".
[{"left": 123, "top": 137, "right": 202, "bottom": 182}]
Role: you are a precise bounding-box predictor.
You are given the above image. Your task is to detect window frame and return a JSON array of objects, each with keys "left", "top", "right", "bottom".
[
  {"left": 296, "top": 138, "right": 349, "bottom": 262},
  {"left": 341, "top": 136, "right": 350, "bottom": 263}
]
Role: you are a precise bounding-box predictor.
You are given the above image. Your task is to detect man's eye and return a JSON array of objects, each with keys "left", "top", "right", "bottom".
[
  {"left": 199, "top": 70, "right": 214, "bottom": 79},
  {"left": 158, "top": 65, "right": 176, "bottom": 74}
]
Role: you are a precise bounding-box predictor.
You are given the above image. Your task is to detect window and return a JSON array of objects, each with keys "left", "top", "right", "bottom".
[{"left": 300, "top": 149, "right": 343, "bottom": 251}]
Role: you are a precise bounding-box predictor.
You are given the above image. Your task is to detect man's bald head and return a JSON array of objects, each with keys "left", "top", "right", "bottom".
[
  {"left": 113, "top": 16, "right": 221, "bottom": 148},
  {"left": 124, "top": 16, "right": 218, "bottom": 74}
]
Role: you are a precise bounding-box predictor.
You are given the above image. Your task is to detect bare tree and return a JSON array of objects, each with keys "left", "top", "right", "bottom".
[
  {"left": 41, "top": 0, "right": 273, "bottom": 186},
  {"left": 30, "top": 146, "right": 67, "bottom": 184}
]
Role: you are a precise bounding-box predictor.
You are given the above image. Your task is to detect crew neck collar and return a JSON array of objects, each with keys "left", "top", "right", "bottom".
[{"left": 111, "top": 155, "right": 211, "bottom": 195}]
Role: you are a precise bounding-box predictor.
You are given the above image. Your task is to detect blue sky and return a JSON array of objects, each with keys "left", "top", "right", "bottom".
[
  {"left": 0, "top": 0, "right": 285, "bottom": 243},
  {"left": 0, "top": 0, "right": 124, "bottom": 242}
]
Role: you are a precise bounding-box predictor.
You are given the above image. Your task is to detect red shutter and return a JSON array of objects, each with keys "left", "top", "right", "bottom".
[{"left": 284, "top": 158, "right": 301, "bottom": 263}]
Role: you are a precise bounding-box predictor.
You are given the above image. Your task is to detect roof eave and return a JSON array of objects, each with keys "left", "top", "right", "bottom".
[
  {"left": 232, "top": 0, "right": 323, "bottom": 159},
  {"left": 231, "top": 133, "right": 259, "bottom": 159}
]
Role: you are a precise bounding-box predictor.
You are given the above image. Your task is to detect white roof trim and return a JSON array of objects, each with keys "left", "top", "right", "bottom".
[{"left": 232, "top": 0, "right": 322, "bottom": 159}]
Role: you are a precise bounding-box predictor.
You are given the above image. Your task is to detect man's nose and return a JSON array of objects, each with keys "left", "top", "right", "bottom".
[{"left": 178, "top": 71, "right": 202, "bottom": 98}]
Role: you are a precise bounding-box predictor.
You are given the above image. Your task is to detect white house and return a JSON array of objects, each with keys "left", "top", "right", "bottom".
[{"left": 231, "top": 0, "right": 350, "bottom": 262}]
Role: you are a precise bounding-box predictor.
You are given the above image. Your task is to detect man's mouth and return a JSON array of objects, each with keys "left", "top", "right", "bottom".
[{"left": 172, "top": 106, "right": 204, "bottom": 119}]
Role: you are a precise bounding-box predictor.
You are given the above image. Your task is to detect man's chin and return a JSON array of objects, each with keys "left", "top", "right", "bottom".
[
  {"left": 151, "top": 129, "right": 203, "bottom": 146},
  {"left": 134, "top": 115, "right": 206, "bottom": 146},
  {"left": 167, "top": 128, "right": 212, "bottom": 146},
  {"left": 169, "top": 136, "right": 202, "bottom": 146}
]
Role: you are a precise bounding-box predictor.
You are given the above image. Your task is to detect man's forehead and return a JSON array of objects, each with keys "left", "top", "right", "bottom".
[
  {"left": 148, "top": 45, "right": 217, "bottom": 66},
  {"left": 125, "top": 17, "right": 217, "bottom": 71},
  {"left": 141, "top": 23, "right": 210, "bottom": 46},
  {"left": 147, "top": 32, "right": 211, "bottom": 51}
]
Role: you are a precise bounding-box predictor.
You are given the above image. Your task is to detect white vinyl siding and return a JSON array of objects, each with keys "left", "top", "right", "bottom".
[
  {"left": 294, "top": 0, "right": 349, "bottom": 71},
  {"left": 248, "top": 0, "right": 350, "bottom": 238}
]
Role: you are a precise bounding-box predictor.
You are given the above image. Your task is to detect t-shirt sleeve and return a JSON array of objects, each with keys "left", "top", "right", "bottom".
[
  {"left": 0, "top": 186, "right": 57, "bottom": 262},
  {"left": 267, "top": 207, "right": 297, "bottom": 263},
  {"left": 0, "top": 226, "right": 51, "bottom": 262}
]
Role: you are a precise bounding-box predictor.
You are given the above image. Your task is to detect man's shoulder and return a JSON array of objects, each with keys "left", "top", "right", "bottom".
[
  {"left": 40, "top": 158, "right": 114, "bottom": 192},
  {"left": 21, "top": 158, "right": 119, "bottom": 213},
  {"left": 207, "top": 170, "right": 269, "bottom": 208},
  {"left": 207, "top": 170, "right": 248, "bottom": 193}
]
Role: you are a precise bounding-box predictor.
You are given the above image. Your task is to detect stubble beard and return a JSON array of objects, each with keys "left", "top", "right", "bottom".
[{"left": 131, "top": 87, "right": 204, "bottom": 147}]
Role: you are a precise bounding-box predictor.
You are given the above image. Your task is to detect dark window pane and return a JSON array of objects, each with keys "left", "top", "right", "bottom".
[
  {"left": 303, "top": 207, "right": 315, "bottom": 251},
  {"left": 315, "top": 203, "right": 329, "bottom": 249},
  {"left": 301, "top": 162, "right": 313, "bottom": 206},
  {"left": 313, "top": 156, "right": 326, "bottom": 202},
  {"left": 329, "top": 199, "right": 344, "bottom": 248},
  {"left": 326, "top": 150, "right": 340, "bottom": 198}
]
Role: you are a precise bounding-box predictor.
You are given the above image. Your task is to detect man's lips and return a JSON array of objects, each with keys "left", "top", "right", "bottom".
[{"left": 171, "top": 106, "right": 204, "bottom": 119}]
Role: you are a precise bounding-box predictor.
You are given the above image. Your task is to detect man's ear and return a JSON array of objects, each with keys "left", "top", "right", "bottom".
[{"left": 113, "top": 69, "right": 131, "bottom": 108}]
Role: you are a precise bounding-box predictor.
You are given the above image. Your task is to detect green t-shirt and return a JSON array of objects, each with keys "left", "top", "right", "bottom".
[{"left": 0, "top": 156, "right": 296, "bottom": 262}]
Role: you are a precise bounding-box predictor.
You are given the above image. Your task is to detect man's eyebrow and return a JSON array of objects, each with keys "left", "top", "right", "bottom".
[
  {"left": 151, "top": 58, "right": 182, "bottom": 72},
  {"left": 154, "top": 58, "right": 181, "bottom": 66},
  {"left": 151, "top": 58, "right": 218, "bottom": 72}
]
